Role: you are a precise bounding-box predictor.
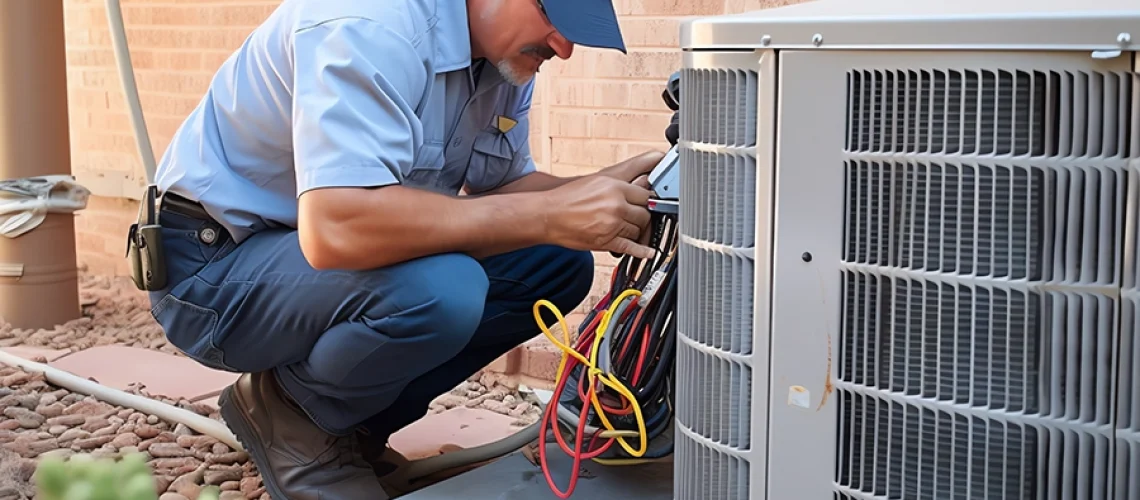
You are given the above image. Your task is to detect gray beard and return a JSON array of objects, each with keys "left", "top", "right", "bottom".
[{"left": 496, "top": 58, "right": 533, "bottom": 86}]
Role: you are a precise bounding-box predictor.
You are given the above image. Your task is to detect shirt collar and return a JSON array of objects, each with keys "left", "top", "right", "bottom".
[
  {"left": 431, "top": 0, "right": 474, "bottom": 73},
  {"left": 430, "top": 0, "right": 510, "bottom": 95}
]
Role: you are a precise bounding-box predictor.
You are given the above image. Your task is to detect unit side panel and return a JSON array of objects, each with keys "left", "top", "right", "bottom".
[
  {"left": 767, "top": 50, "right": 1135, "bottom": 500},
  {"left": 766, "top": 50, "right": 850, "bottom": 500},
  {"left": 675, "top": 48, "right": 776, "bottom": 500}
]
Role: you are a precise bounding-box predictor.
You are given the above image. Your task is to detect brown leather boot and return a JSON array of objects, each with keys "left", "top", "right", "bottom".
[
  {"left": 358, "top": 434, "right": 418, "bottom": 496},
  {"left": 218, "top": 372, "right": 389, "bottom": 500}
]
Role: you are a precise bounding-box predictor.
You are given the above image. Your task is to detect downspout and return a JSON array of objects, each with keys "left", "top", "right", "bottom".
[{"left": 0, "top": 0, "right": 82, "bottom": 329}]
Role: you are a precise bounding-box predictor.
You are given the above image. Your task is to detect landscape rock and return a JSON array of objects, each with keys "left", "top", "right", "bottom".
[
  {"left": 45, "top": 415, "right": 85, "bottom": 427},
  {"left": 112, "top": 432, "right": 141, "bottom": 448},
  {"left": 2, "top": 408, "right": 43, "bottom": 429},
  {"left": 208, "top": 451, "right": 249, "bottom": 465},
  {"left": 170, "top": 467, "right": 205, "bottom": 498},
  {"left": 150, "top": 442, "right": 195, "bottom": 458},
  {"left": 0, "top": 275, "right": 544, "bottom": 499},
  {"left": 136, "top": 424, "right": 162, "bottom": 439},
  {"left": 204, "top": 468, "right": 242, "bottom": 485},
  {"left": 37, "top": 403, "right": 65, "bottom": 418}
]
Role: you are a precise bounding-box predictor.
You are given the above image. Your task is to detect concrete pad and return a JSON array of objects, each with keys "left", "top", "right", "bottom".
[
  {"left": 48, "top": 345, "right": 239, "bottom": 401},
  {"left": 389, "top": 407, "right": 523, "bottom": 461},
  {"left": 402, "top": 448, "right": 674, "bottom": 500},
  {"left": 0, "top": 346, "right": 71, "bottom": 362}
]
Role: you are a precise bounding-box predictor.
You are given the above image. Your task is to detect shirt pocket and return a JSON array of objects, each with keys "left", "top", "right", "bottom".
[
  {"left": 404, "top": 141, "right": 447, "bottom": 191},
  {"left": 466, "top": 125, "right": 525, "bottom": 194}
]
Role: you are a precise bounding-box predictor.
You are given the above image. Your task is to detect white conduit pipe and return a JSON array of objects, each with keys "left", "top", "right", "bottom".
[
  {"left": 104, "top": 0, "right": 157, "bottom": 184},
  {"left": 0, "top": 350, "right": 243, "bottom": 451}
]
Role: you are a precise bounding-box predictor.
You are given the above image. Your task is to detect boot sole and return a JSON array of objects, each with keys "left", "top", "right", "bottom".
[{"left": 219, "top": 384, "right": 290, "bottom": 500}]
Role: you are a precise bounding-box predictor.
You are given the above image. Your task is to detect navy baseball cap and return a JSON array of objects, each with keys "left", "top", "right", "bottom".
[{"left": 538, "top": 0, "right": 627, "bottom": 53}]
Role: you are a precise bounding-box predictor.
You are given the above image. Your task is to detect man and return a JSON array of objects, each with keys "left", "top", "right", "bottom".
[{"left": 143, "top": 0, "right": 665, "bottom": 498}]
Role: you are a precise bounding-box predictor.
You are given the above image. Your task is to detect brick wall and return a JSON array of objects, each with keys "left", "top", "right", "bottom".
[
  {"left": 65, "top": 0, "right": 285, "bottom": 276},
  {"left": 63, "top": 0, "right": 799, "bottom": 383}
]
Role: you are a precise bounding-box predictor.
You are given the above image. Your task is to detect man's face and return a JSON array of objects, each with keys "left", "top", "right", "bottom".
[{"left": 469, "top": 0, "right": 575, "bottom": 85}]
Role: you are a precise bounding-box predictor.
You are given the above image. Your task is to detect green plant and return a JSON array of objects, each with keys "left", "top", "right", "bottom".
[{"left": 35, "top": 452, "right": 220, "bottom": 500}]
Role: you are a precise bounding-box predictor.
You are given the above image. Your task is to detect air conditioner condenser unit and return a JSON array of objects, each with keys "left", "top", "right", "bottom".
[{"left": 674, "top": 1, "right": 1140, "bottom": 499}]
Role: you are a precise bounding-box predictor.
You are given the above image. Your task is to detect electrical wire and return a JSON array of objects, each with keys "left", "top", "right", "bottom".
[{"left": 531, "top": 211, "right": 679, "bottom": 498}]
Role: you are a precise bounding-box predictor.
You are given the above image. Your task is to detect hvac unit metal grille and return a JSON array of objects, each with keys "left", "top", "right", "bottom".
[
  {"left": 835, "top": 69, "right": 1139, "bottom": 500},
  {"left": 676, "top": 67, "right": 760, "bottom": 500},
  {"left": 1117, "top": 157, "right": 1140, "bottom": 497}
]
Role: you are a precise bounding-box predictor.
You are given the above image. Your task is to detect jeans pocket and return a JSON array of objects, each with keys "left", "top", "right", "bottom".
[{"left": 150, "top": 293, "right": 234, "bottom": 372}]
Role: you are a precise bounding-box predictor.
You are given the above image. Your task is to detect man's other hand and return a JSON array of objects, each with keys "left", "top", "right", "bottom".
[
  {"left": 594, "top": 151, "right": 665, "bottom": 258},
  {"left": 590, "top": 151, "right": 666, "bottom": 259},
  {"left": 544, "top": 175, "right": 656, "bottom": 260},
  {"left": 596, "top": 150, "right": 667, "bottom": 184}
]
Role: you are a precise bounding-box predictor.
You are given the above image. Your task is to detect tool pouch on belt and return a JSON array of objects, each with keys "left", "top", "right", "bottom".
[{"left": 125, "top": 185, "right": 167, "bottom": 291}]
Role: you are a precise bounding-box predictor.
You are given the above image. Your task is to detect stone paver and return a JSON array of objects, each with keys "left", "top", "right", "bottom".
[
  {"left": 1, "top": 346, "right": 72, "bottom": 362},
  {"left": 389, "top": 406, "right": 522, "bottom": 460},
  {"left": 8, "top": 345, "right": 529, "bottom": 468},
  {"left": 47, "top": 345, "right": 239, "bottom": 401},
  {"left": 188, "top": 396, "right": 523, "bottom": 463}
]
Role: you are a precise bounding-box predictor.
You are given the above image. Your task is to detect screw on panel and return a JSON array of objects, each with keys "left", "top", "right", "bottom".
[
  {"left": 801, "top": 252, "right": 813, "bottom": 262},
  {"left": 761, "top": 35, "right": 771, "bottom": 46},
  {"left": 1119, "top": 33, "right": 1132, "bottom": 44},
  {"left": 812, "top": 34, "right": 823, "bottom": 46}
]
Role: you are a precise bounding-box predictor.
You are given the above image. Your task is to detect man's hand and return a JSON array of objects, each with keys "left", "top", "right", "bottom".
[
  {"left": 543, "top": 175, "right": 656, "bottom": 259},
  {"left": 596, "top": 150, "right": 667, "bottom": 185},
  {"left": 590, "top": 150, "right": 666, "bottom": 258}
]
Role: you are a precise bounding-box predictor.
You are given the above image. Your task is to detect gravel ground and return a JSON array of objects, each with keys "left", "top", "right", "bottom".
[
  {"left": 0, "top": 364, "right": 541, "bottom": 500},
  {"left": 0, "top": 275, "right": 178, "bottom": 355},
  {"left": 0, "top": 365, "right": 261, "bottom": 500},
  {"left": 0, "top": 275, "right": 544, "bottom": 499}
]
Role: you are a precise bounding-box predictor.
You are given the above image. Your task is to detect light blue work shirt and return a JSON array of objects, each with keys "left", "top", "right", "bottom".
[{"left": 154, "top": 0, "right": 537, "bottom": 245}]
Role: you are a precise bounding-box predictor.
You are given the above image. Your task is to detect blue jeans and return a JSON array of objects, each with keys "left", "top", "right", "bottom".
[{"left": 148, "top": 209, "right": 593, "bottom": 437}]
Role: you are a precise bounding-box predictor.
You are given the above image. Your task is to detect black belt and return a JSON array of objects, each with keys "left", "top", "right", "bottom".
[{"left": 160, "top": 192, "right": 213, "bottom": 222}]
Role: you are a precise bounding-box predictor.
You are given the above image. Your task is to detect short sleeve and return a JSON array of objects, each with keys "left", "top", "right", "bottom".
[{"left": 290, "top": 18, "right": 429, "bottom": 195}]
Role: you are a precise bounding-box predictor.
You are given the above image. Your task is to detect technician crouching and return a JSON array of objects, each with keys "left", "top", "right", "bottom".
[{"left": 127, "top": 0, "right": 665, "bottom": 498}]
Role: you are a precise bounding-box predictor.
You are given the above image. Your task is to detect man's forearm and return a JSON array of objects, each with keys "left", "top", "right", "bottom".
[
  {"left": 298, "top": 185, "right": 549, "bottom": 270},
  {"left": 483, "top": 171, "right": 578, "bottom": 194},
  {"left": 484, "top": 159, "right": 655, "bottom": 196}
]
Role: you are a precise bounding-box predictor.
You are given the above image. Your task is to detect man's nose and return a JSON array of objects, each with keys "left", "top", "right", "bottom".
[{"left": 548, "top": 33, "right": 574, "bottom": 60}]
